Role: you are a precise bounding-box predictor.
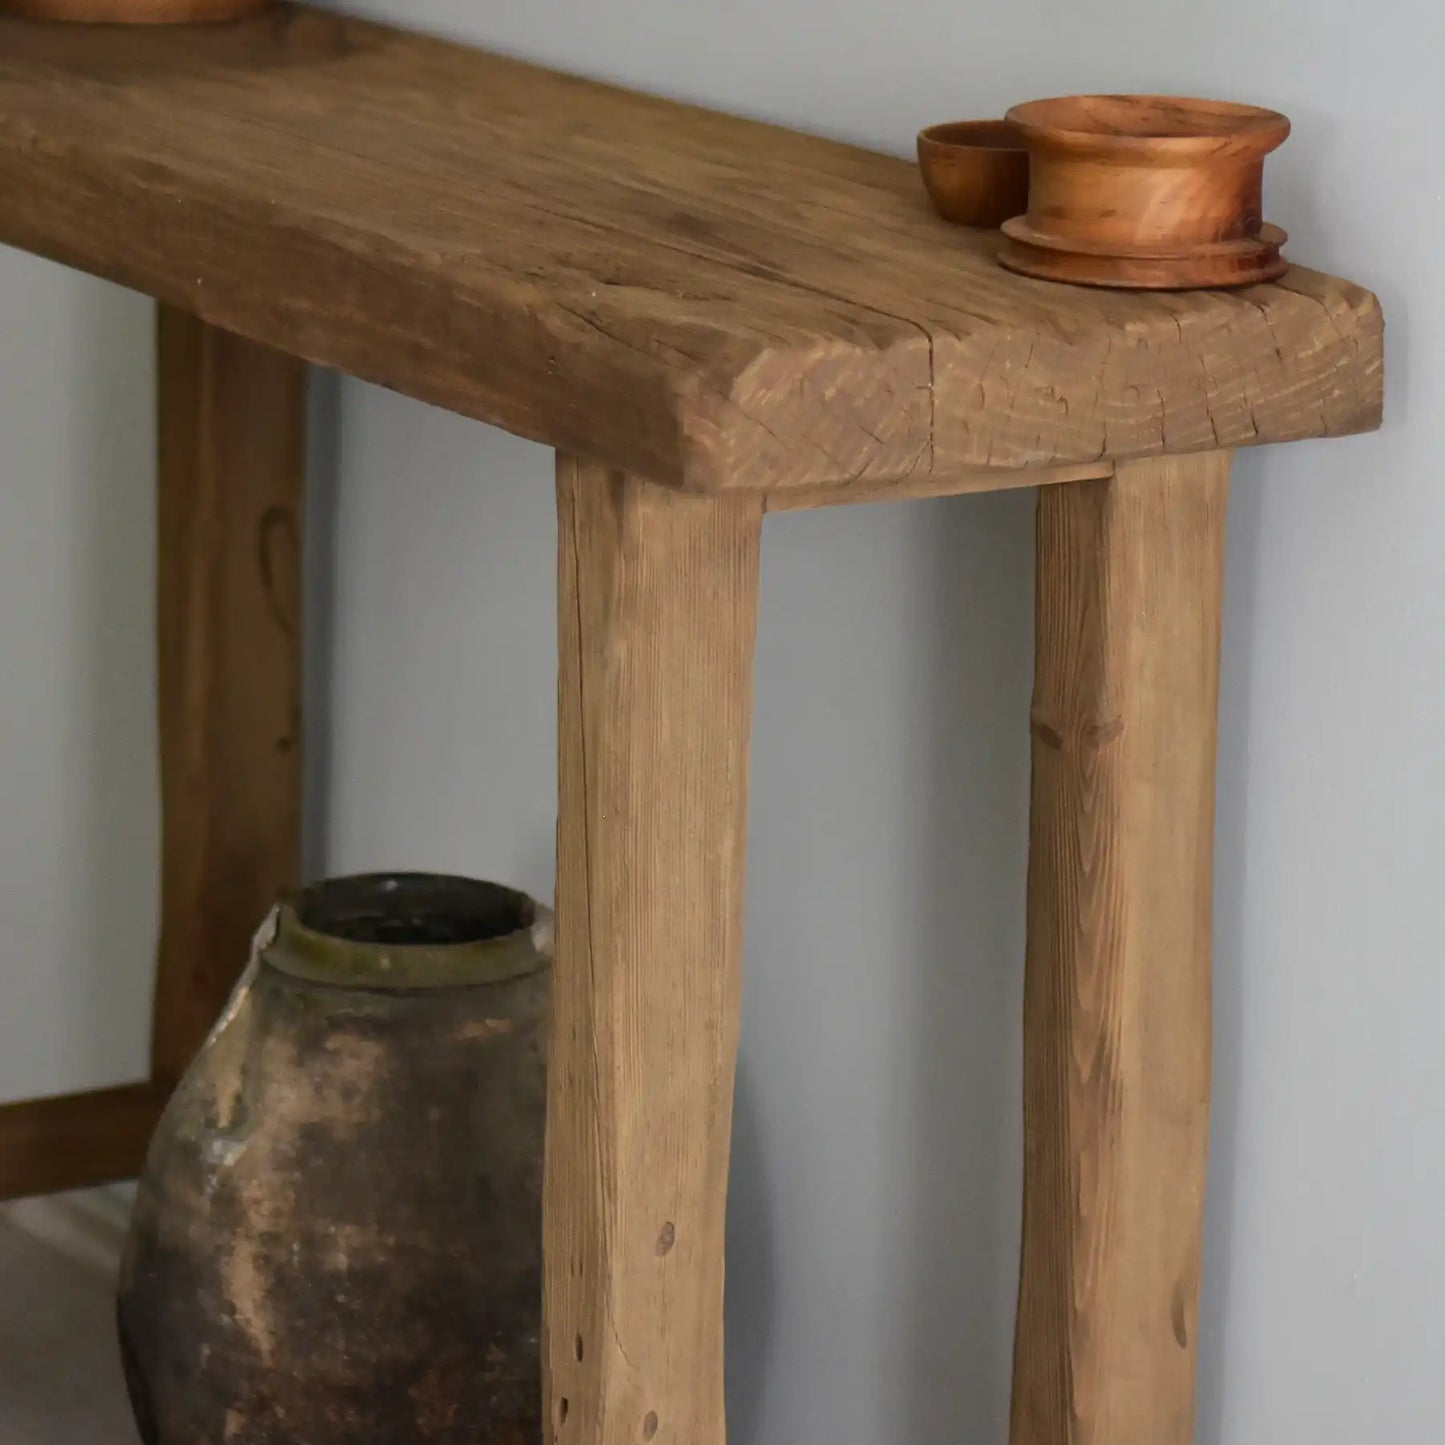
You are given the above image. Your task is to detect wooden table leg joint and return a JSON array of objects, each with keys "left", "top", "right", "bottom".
[{"left": 0, "top": 1082, "right": 170, "bottom": 1201}]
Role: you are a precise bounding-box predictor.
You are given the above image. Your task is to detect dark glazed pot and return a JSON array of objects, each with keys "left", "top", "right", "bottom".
[{"left": 118, "top": 873, "right": 552, "bottom": 1445}]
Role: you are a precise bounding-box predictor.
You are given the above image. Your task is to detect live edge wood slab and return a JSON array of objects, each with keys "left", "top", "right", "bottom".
[{"left": 0, "top": 8, "right": 1382, "bottom": 1445}]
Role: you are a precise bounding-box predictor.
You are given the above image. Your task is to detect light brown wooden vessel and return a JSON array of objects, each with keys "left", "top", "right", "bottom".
[
  {"left": 1001, "top": 94, "right": 1290, "bottom": 289},
  {"left": 0, "top": 0, "right": 269, "bottom": 22},
  {"left": 917, "top": 120, "right": 1030, "bottom": 229}
]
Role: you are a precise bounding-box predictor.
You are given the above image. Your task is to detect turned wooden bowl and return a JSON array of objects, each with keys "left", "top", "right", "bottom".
[
  {"left": 918, "top": 120, "right": 1030, "bottom": 229},
  {"left": 0, "top": 0, "right": 270, "bottom": 20},
  {"left": 999, "top": 94, "right": 1291, "bottom": 289}
]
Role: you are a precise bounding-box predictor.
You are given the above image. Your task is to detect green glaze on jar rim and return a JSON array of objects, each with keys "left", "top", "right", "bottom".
[{"left": 264, "top": 873, "right": 553, "bottom": 991}]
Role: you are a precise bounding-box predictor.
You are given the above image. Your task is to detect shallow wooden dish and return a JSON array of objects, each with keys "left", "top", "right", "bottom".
[
  {"left": 917, "top": 120, "right": 1030, "bottom": 229},
  {"left": 1000, "top": 94, "right": 1291, "bottom": 289},
  {"left": 0, "top": 0, "right": 270, "bottom": 21}
]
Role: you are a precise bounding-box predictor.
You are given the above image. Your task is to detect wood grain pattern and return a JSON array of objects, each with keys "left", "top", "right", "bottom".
[
  {"left": 0, "top": 1083, "right": 169, "bottom": 1201},
  {"left": 153, "top": 305, "right": 305, "bottom": 1085},
  {"left": 1002, "top": 95, "right": 1290, "bottom": 289},
  {"left": 764, "top": 459, "right": 1113, "bottom": 511},
  {"left": 0, "top": 8, "right": 1381, "bottom": 493},
  {"left": 547, "top": 455, "right": 761, "bottom": 1445},
  {"left": 1013, "top": 452, "right": 1230, "bottom": 1445},
  {"left": 916, "top": 119, "right": 1029, "bottom": 229}
]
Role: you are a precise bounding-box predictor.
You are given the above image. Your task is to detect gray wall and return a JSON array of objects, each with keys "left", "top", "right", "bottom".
[{"left": 1, "top": 0, "right": 1437, "bottom": 1440}]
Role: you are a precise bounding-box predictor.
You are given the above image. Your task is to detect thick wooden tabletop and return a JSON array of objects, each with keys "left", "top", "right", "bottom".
[{"left": 0, "top": 6, "right": 1382, "bottom": 493}]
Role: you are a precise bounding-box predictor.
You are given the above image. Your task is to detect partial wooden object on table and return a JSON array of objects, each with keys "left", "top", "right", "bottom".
[
  {"left": 1012, "top": 451, "right": 1230, "bottom": 1445},
  {"left": 0, "top": 0, "right": 271, "bottom": 21},
  {"left": 547, "top": 456, "right": 762, "bottom": 1445},
  {"left": 917, "top": 119, "right": 1030, "bottom": 228}
]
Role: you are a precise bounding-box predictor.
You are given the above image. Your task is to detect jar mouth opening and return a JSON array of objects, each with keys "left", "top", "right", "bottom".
[
  {"left": 294, "top": 873, "right": 535, "bottom": 947},
  {"left": 269, "top": 874, "right": 550, "bottom": 991}
]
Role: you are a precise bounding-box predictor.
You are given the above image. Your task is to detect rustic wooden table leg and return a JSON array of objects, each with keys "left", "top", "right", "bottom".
[
  {"left": 1012, "top": 452, "right": 1231, "bottom": 1445},
  {"left": 545, "top": 456, "right": 763, "bottom": 1445},
  {"left": 152, "top": 304, "right": 307, "bottom": 1085}
]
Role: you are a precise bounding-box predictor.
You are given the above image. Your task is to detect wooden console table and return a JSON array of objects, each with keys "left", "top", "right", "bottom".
[{"left": 0, "top": 9, "right": 1383, "bottom": 1443}]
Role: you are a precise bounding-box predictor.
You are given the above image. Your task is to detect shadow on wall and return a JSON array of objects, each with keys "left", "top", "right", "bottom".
[
  {"left": 302, "top": 367, "right": 342, "bottom": 881},
  {"left": 726, "top": 486, "right": 1034, "bottom": 1445},
  {"left": 1195, "top": 448, "right": 1264, "bottom": 1445},
  {"left": 60, "top": 281, "right": 159, "bottom": 1084},
  {"left": 901, "top": 486, "right": 1032, "bottom": 1444},
  {"left": 305, "top": 386, "right": 559, "bottom": 893},
  {"left": 726, "top": 1065, "right": 777, "bottom": 1445}
]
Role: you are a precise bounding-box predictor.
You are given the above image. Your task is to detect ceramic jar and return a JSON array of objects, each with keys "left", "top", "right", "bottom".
[{"left": 118, "top": 873, "right": 552, "bottom": 1445}]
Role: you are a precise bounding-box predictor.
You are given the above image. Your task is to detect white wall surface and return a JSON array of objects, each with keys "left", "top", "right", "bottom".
[
  {"left": 0, "top": 0, "right": 1438, "bottom": 1440},
  {"left": 0, "top": 259, "right": 157, "bottom": 1101}
]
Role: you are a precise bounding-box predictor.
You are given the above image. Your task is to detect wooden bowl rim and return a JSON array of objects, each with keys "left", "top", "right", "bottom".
[
  {"left": 917, "top": 119, "right": 1025, "bottom": 155},
  {"left": 1001, "top": 215, "right": 1288, "bottom": 262},
  {"left": 1006, "top": 94, "right": 1290, "bottom": 156},
  {"left": 999, "top": 233, "right": 1289, "bottom": 289}
]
